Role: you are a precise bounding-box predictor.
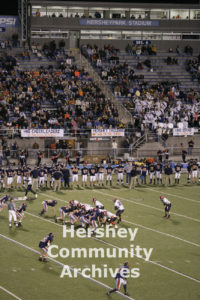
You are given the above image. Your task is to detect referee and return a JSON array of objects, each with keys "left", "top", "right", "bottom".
[{"left": 8, "top": 198, "right": 18, "bottom": 228}]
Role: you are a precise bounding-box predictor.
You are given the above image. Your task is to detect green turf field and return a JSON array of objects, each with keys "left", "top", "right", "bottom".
[{"left": 0, "top": 178, "right": 200, "bottom": 300}]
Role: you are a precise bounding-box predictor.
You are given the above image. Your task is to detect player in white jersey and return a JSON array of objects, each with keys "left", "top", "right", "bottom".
[
  {"left": 160, "top": 195, "right": 171, "bottom": 219},
  {"left": 93, "top": 197, "right": 104, "bottom": 209},
  {"left": 114, "top": 198, "right": 124, "bottom": 224},
  {"left": 105, "top": 210, "right": 117, "bottom": 227}
]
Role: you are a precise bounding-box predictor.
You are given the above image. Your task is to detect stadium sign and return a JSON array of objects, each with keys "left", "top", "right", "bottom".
[
  {"left": 133, "top": 40, "right": 152, "bottom": 45},
  {"left": 21, "top": 129, "right": 64, "bottom": 137},
  {"left": 91, "top": 129, "right": 125, "bottom": 137},
  {"left": 173, "top": 128, "right": 194, "bottom": 136},
  {"left": 80, "top": 19, "right": 159, "bottom": 27},
  {"left": 0, "top": 16, "right": 18, "bottom": 27}
]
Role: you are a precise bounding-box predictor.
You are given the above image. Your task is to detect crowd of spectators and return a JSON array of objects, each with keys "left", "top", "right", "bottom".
[
  {"left": 125, "top": 44, "right": 157, "bottom": 56},
  {"left": 186, "top": 55, "right": 200, "bottom": 83},
  {"left": 82, "top": 44, "right": 200, "bottom": 138},
  {"left": 0, "top": 45, "right": 127, "bottom": 138}
]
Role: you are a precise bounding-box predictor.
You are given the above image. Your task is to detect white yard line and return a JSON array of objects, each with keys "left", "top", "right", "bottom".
[
  {"left": 123, "top": 218, "right": 200, "bottom": 248},
  {"left": 0, "top": 234, "right": 134, "bottom": 300},
  {"left": 0, "top": 286, "right": 23, "bottom": 300},
  {"left": 25, "top": 211, "right": 200, "bottom": 284},
  {"left": 95, "top": 190, "right": 200, "bottom": 223},
  {"left": 146, "top": 188, "right": 200, "bottom": 204},
  {"left": 40, "top": 192, "right": 200, "bottom": 248}
]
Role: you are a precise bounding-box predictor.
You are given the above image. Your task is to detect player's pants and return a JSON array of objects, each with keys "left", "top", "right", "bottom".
[
  {"left": 25, "top": 184, "right": 36, "bottom": 196},
  {"left": 72, "top": 174, "right": 78, "bottom": 182},
  {"left": 9, "top": 210, "right": 17, "bottom": 223},
  {"left": 118, "top": 173, "right": 123, "bottom": 181},
  {"left": 175, "top": 172, "right": 181, "bottom": 179},
  {"left": 39, "top": 177, "right": 45, "bottom": 186},
  {"left": 82, "top": 175, "right": 88, "bottom": 182},
  {"left": 69, "top": 213, "right": 79, "bottom": 224},
  {"left": 80, "top": 216, "right": 90, "bottom": 227},
  {"left": 106, "top": 175, "right": 112, "bottom": 181},
  {"left": 116, "top": 278, "right": 127, "bottom": 290},
  {"left": 60, "top": 208, "right": 66, "bottom": 220},
  {"left": 91, "top": 219, "right": 97, "bottom": 232},
  {"left": 42, "top": 201, "right": 48, "bottom": 212},
  {"left": 17, "top": 176, "right": 22, "bottom": 184},
  {"left": 99, "top": 173, "right": 104, "bottom": 181},
  {"left": 90, "top": 175, "right": 96, "bottom": 182},
  {"left": 156, "top": 171, "right": 162, "bottom": 179},
  {"left": 150, "top": 173, "right": 155, "bottom": 180},
  {"left": 7, "top": 177, "right": 13, "bottom": 186},
  {"left": 192, "top": 170, "right": 198, "bottom": 178},
  {"left": 16, "top": 211, "right": 24, "bottom": 219}
]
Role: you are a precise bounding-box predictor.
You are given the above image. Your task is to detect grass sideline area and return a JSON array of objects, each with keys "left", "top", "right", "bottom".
[{"left": 0, "top": 177, "right": 200, "bottom": 300}]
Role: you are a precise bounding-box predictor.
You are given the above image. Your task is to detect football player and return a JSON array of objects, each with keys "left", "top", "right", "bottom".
[
  {"left": 160, "top": 195, "right": 171, "bottom": 219},
  {"left": 106, "top": 262, "right": 130, "bottom": 296},
  {"left": 40, "top": 200, "right": 57, "bottom": 217},
  {"left": 16, "top": 202, "right": 27, "bottom": 226},
  {"left": 114, "top": 198, "right": 124, "bottom": 224},
  {"left": 38, "top": 232, "right": 55, "bottom": 262}
]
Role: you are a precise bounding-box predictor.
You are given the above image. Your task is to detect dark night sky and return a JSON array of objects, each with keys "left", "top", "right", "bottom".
[{"left": 1, "top": 0, "right": 199, "bottom": 16}]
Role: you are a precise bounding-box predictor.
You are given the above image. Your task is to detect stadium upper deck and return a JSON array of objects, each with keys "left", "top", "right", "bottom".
[{"left": 26, "top": 1, "right": 200, "bottom": 48}]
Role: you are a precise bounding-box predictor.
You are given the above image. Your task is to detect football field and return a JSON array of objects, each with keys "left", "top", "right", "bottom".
[{"left": 0, "top": 180, "right": 200, "bottom": 300}]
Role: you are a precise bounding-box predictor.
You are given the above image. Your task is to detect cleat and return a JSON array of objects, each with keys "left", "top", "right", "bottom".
[
  {"left": 39, "top": 257, "right": 43, "bottom": 261},
  {"left": 35, "top": 194, "right": 38, "bottom": 198},
  {"left": 125, "top": 292, "right": 130, "bottom": 296},
  {"left": 106, "top": 292, "right": 110, "bottom": 296}
]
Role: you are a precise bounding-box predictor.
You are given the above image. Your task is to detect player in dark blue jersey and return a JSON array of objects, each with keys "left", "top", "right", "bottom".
[
  {"left": 39, "top": 232, "right": 55, "bottom": 262},
  {"left": 0, "top": 168, "right": 5, "bottom": 190},
  {"left": 16, "top": 203, "right": 27, "bottom": 226},
  {"left": 55, "top": 203, "right": 74, "bottom": 224},
  {"left": 0, "top": 194, "right": 10, "bottom": 211},
  {"left": 40, "top": 200, "right": 57, "bottom": 217},
  {"left": 106, "top": 165, "right": 113, "bottom": 186},
  {"left": 106, "top": 262, "right": 130, "bottom": 296},
  {"left": 81, "top": 165, "right": 88, "bottom": 187}
]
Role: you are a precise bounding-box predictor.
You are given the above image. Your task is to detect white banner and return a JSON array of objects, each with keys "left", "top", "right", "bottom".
[
  {"left": 91, "top": 129, "right": 125, "bottom": 137},
  {"left": 21, "top": 129, "right": 64, "bottom": 137},
  {"left": 173, "top": 128, "right": 194, "bottom": 136}
]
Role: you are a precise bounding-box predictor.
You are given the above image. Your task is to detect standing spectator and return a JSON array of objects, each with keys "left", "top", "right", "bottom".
[
  {"left": 5, "top": 147, "right": 11, "bottom": 166},
  {"left": 180, "top": 143, "right": 187, "bottom": 163},
  {"left": 37, "top": 150, "right": 44, "bottom": 167},
  {"left": 51, "top": 152, "right": 60, "bottom": 166},
  {"left": 188, "top": 140, "right": 194, "bottom": 155},
  {"left": 112, "top": 139, "right": 118, "bottom": 159},
  {"left": 76, "top": 152, "right": 81, "bottom": 166},
  {"left": 19, "top": 151, "right": 26, "bottom": 167},
  {"left": 164, "top": 149, "right": 169, "bottom": 161},
  {"left": 8, "top": 198, "right": 18, "bottom": 228},
  {"left": 157, "top": 150, "right": 163, "bottom": 163},
  {"left": 11, "top": 142, "right": 18, "bottom": 158}
]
